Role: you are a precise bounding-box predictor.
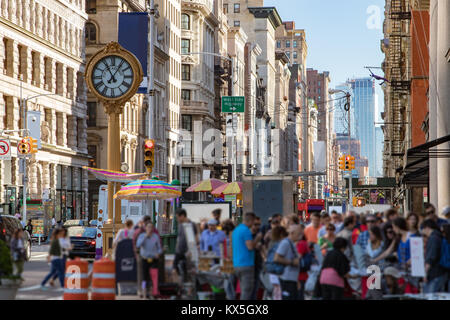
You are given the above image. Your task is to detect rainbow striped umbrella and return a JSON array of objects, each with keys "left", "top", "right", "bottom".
[
  {"left": 185, "top": 178, "right": 225, "bottom": 192},
  {"left": 211, "top": 182, "right": 243, "bottom": 196},
  {"left": 113, "top": 179, "right": 181, "bottom": 200},
  {"left": 83, "top": 166, "right": 148, "bottom": 183}
]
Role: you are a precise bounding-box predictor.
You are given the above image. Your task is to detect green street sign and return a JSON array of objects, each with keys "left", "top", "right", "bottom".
[{"left": 221, "top": 96, "right": 245, "bottom": 113}]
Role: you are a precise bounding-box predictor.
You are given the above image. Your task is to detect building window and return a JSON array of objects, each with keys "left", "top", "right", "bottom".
[
  {"left": 234, "top": 21, "right": 240, "bottom": 27},
  {"left": 88, "top": 145, "right": 97, "bottom": 167},
  {"left": 181, "top": 14, "right": 190, "bottom": 30},
  {"left": 318, "top": 81, "right": 321, "bottom": 87},
  {"left": 293, "top": 40, "right": 297, "bottom": 48},
  {"left": 234, "top": 3, "right": 240, "bottom": 13},
  {"left": 181, "top": 168, "right": 190, "bottom": 186},
  {"left": 223, "top": 4, "right": 228, "bottom": 14},
  {"left": 181, "top": 141, "right": 192, "bottom": 157},
  {"left": 286, "top": 40, "right": 290, "bottom": 48},
  {"left": 85, "top": 22, "right": 97, "bottom": 44},
  {"left": 182, "top": 115, "right": 192, "bottom": 131},
  {"left": 181, "top": 39, "right": 190, "bottom": 54},
  {"left": 293, "top": 51, "right": 298, "bottom": 59},
  {"left": 318, "top": 88, "right": 321, "bottom": 94},
  {"left": 276, "top": 40, "right": 281, "bottom": 48},
  {"left": 286, "top": 51, "right": 290, "bottom": 59},
  {"left": 86, "top": 0, "right": 97, "bottom": 14},
  {"left": 181, "top": 89, "right": 191, "bottom": 100},
  {"left": 181, "top": 64, "right": 191, "bottom": 81},
  {"left": 87, "top": 102, "right": 97, "bottom": 127}
]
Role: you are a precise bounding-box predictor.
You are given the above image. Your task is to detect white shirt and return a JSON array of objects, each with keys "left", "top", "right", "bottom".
[
  {"left": 52, "top": 218, "right": 56, "bottom": 226},
  {"left": 59, "top": 237, "right": 72, "bottom": 256}
]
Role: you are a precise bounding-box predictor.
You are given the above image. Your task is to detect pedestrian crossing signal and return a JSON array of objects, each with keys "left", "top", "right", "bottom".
[{"left": 144, "top": 139, "right": 155, "bottom": 174}]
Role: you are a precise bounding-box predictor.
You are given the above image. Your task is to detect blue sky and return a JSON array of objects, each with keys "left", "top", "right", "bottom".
[{"left": 264, "top": 0, "right": 385, "bottom": 118}]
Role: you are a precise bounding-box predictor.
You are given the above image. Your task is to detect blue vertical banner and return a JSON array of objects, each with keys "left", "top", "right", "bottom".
[
  {"left": 27, "top": 110, "right": 41, "bottom": 149},
  {"left": 118, "top": 12, "right": 148, "bottom": 93}
]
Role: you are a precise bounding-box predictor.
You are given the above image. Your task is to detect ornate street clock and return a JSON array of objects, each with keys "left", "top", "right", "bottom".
[{"left": 85, "top": 42, "right": 143, "bottom": 105}]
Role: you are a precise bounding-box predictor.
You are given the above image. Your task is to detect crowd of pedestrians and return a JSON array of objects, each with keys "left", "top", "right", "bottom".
[{"left": 169, "top": 204, "right": 450, "bottom": 300}]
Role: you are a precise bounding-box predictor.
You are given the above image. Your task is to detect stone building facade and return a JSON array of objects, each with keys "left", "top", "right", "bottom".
[
  {"left": 0, "top": 0, "right": 89, "bottom": 221},
  {"left": 180, "top": 0, "right": 218, "bottom": 195}
]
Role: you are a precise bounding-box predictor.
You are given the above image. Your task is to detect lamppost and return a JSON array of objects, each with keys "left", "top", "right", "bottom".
[
  {"left": 181, "top": 52, "right": 236, "bottom": 181},
  {"left": 329, "top": 89, "right": 352, "bottom": 209}
]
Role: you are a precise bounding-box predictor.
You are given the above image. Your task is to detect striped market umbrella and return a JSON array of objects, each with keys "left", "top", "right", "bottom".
[
  {"left": 113, "top": 179, "right": 181, "bottom": 201},
  {"left": 211, "top": 181, "right": 243, "bottom": 196},
  {"left": 83, "top": 166, "right": 148, "bottom": 183},
  {"left": 185, "top": 178, "right": 225, "bottom": 192}
]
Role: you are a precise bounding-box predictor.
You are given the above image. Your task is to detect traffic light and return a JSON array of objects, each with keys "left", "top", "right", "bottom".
[
  {"left": 338, "top": 155, "right": 346, "bottom": 170},
  {"left": 29, "top": 137, "right": 38, "bottom": 154},
  {"left": 345, "top": 156, "right": 351, "bottom": 171},
  {"left": 357, "top": 197, "right": 365, "bottom": 207},
  {"left": 348, "top": 155, "right": 355, "bottom": 170},
  {"left": 18, "top": 137, "right": 31, "bottom": 155},
  {"left": 144, "top": 139, "right": 155, "bottom": 174}
]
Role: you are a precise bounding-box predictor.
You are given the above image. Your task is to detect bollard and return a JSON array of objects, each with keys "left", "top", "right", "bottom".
[
  {"left": 91, "top": 257, "right": 116, "bottom": 300},
  {"left": 64, "top": 258, "right": 89, "bottom": 300}
]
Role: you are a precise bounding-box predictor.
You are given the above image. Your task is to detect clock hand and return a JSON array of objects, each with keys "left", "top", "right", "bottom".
[{"left": 111, "top": 60, "right": 125, "bottom": 79}]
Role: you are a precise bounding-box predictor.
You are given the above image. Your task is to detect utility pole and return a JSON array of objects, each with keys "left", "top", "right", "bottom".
[
  {"left": 346, "top": 93, "right": 353, "bottom": 209},
  {"left": 21, "top": 81, "right": 27, "bottom": 223}
]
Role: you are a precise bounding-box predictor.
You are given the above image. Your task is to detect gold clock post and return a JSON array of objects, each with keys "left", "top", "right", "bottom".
[{"left": 85, "top": 42, "right": 143, "bottom": 257}]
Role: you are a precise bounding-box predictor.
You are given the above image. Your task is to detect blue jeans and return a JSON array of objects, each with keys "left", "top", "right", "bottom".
[
  {"left": 424, "top": 275, "right": 446, "bottom": 294},
  {"left": 42, "top": 259, "right": 64, "bottom": 287}
]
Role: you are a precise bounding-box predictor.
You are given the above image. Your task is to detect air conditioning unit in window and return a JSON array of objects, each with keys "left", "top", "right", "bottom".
[
  {"left": 3, "top": 69, "right": 7, "bottom": 75},
  {"left": 44, "top": 84, "right": 50, "bottom": 91},
  {"left": 31, "top": 80, "right": 37, "bottom": 86}
]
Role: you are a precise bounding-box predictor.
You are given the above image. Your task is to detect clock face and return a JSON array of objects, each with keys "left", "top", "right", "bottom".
[{"left": 91, "top": 55, "right": 134, "bottom": 99}]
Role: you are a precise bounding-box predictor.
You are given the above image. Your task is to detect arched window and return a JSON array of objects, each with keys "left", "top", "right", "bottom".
[
  {"left": 181, "top": 14, "right": 190, "bottom": 30},
  {"left": 85, "top": 22, "right": 97, "bottom": 44}
]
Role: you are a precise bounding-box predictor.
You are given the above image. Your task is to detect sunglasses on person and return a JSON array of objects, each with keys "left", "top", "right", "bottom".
[
  {"left": 254, "top": 224, "right": 261, "bottom": 227},
  {"left": 367, "top": 220, "right": 376, "bottom": 224},
  {"left": 272, "top": 219, "right": 281, "bottom": 224},
  {"left": 326, "top": 227, "right": 335, "bottom": 231},
  {"left": 387, "top": 230, "right": 394, "bottom": 234}
]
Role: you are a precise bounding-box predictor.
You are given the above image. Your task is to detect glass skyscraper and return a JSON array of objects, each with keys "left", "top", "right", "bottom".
[
  {"left": 333, "top": 83, "right": 356, "bottom": 138},
  {"left": 375, "top": 126, "right": 384, "bottom": 177},
  {"left": 350, "top": 78, "right": 376, "bottom": 177}
]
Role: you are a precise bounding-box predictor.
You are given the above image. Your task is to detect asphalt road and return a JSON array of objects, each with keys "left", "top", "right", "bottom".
[{"left": 16, "top": 244, "right": 93, "bottom": 300}]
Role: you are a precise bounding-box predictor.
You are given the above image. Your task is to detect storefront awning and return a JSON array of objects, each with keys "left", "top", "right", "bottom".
[{"left": 399, "top": 134, "right": 450, "bottom": 187}]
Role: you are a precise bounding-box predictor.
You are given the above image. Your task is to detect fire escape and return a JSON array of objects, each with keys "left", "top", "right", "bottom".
[{"left": 387, "top": 0, "right": 411, "bottom": 163}]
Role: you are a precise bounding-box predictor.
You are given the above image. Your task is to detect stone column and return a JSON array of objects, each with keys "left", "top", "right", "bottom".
[
  {"left": 50, "top": 59, "right": 56, "bottom": 93},
  {"left": 38, "top": 53, "right": 45, "bottom": 89},
  {"left": 62, "top": 114, "right": 68, "bottom": 147},
  {"left": 77, "top": 117, "right": 87, "bottom": 152},
  {"left": 25, "top": 46, "right": 32, "bottom": 84},
  {"left": 23, "top": 0, "right": 30, "bottom": 31},
  {"left": 67, "top": 115, "right": 77, "bottom": 149},
  {"left": 9, "top": 0, "right": 16, "bottom": 24},
  {"left": 29, "top": 0, "right": 34, "bottom": 34},
  {"left": 12, "top": 97, "right": 20, "bottom": 132}
]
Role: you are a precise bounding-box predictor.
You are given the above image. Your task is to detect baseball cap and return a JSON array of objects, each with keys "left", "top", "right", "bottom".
[
  {"left": 208, "top": 219, "right": 219, "bottom": 226},
  {"left": 384, "top": 267, "right": 400, "bottom": 279},
  {"left": 442, "top": 206, "right": 450, "bottom": 218}
]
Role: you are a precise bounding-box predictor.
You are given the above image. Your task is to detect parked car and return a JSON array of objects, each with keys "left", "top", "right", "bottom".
[
  {"left": 67, "top": 226, "right": 97, "bottom": 259},
  {"left": 63, "top": 220, "right": 88, "bottom": 228},
  {"left": 0, "top": 215, "right": 32, "bottom": 261}
]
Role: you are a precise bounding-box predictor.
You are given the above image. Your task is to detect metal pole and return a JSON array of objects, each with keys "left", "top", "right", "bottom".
[
  {"left": 231, "top": 57, "right": 236, "bottom": 182},
  {"left": 22, "top": 98, "right": 28, "bottom": 223},
  {"left": 347, "top": 93, "right": 353, "bottom": 210},
  {"left": 147, "top": 0, "right": 156, "bottom": 221}
]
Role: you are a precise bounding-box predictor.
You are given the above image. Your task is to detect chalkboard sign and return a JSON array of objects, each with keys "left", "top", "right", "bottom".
[{"left": 115, "top": 239, "right": 137, "bottom": 283}]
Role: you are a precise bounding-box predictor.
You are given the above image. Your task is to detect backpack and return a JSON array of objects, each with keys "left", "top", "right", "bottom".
[
  {"left": 299, "top": 251, "right": 313, "bottom": 273},
  {"left": 439, "top": 238, "right": 450, "bottom": 269},
  {"left": 264, "top": 242, "right": 285, "bottom": 275}
]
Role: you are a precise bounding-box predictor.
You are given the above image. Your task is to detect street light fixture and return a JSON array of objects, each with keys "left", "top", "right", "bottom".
[
  {"left": 328, "top": 88, "right": 353, "bottom": 209},
  {"left": 21, "top": 93, "right": 59, "bottom": 223}
]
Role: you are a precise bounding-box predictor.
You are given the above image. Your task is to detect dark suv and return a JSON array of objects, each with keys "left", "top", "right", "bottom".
[{"left": 0, "top": 215, "right": 32, "bottom": 261}]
